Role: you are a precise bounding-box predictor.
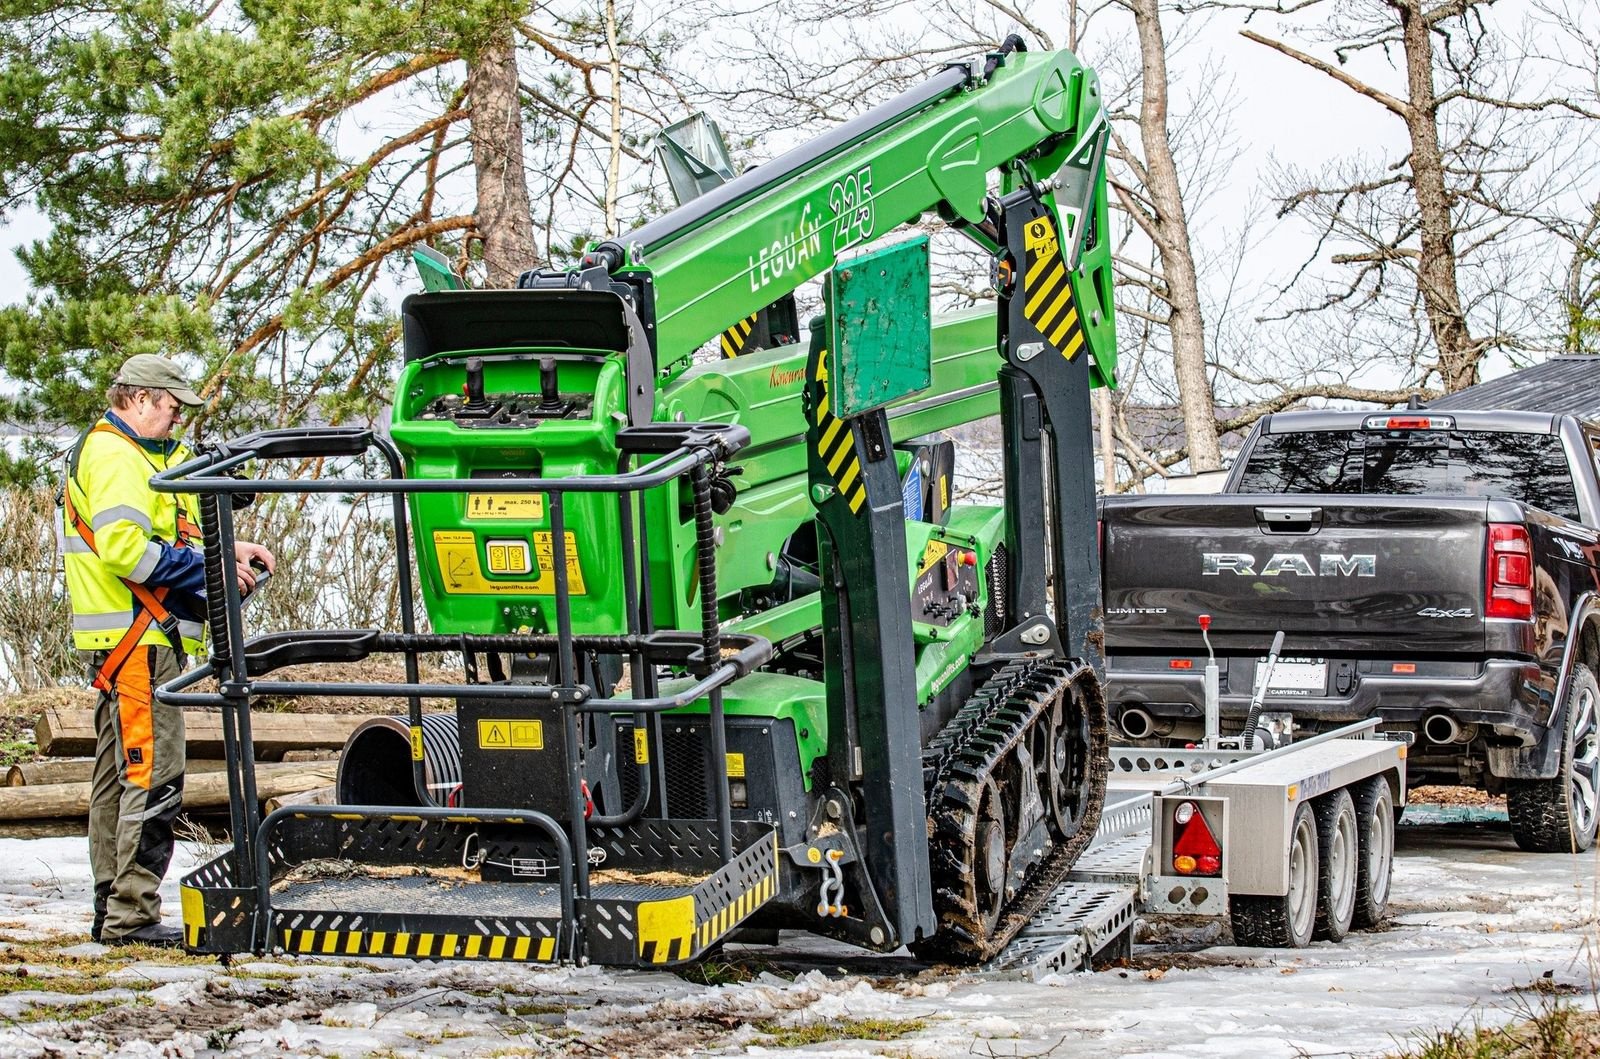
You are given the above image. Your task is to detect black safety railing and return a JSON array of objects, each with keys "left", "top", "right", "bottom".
[{"left": 150, "top": 422, "right": 771, "bottom": 959}]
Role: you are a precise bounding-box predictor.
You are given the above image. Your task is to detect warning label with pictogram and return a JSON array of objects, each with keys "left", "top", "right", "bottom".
[
  {"left": 477, "top": 719, "right": 544, "bottom": 751},
  {"left": 1019, "top": 214, "right": 1086, "bottom": 363}
]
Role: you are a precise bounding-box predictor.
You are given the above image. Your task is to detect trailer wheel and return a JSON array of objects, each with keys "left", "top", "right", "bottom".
[
  {"left": 1229, "top": 799, "right": 1318, "bottom": 948},
  {"left": 1351, "top": 776, "right": 1395, "bottom": 929},
  {"left": 1312, "top": 789, "right": 1358, "bottom": 942},
  {"left": 1508, "top": 663, "right": 1600, "bottom": 854}
]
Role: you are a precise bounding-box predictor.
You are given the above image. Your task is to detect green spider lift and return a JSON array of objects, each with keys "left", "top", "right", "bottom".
[{"left": 158, "top": 35, "right": 1118, "bottom": 968}]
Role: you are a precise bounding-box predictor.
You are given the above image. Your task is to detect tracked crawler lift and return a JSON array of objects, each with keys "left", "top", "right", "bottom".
[{"left": 157, "top": 38, "right": 1404, "bottom": 971}]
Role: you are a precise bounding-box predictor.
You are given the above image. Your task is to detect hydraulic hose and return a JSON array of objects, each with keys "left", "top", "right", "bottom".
[
  {"left": 689, "top": 464, "right": 720, "bottom": 674},
  {"left": 983, "top": 33, "right": 1028, "bottom": 80},
  {"left": 198, "top": 493, "right": 230, "bottom": 670}
]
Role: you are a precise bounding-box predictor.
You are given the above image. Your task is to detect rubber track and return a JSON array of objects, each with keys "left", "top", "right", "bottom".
[{"left": 918, "top": 658, "right": 1109, "bottom": 963}]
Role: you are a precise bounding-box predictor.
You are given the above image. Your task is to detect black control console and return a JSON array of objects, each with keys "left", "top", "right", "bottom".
[{"left": 420, "top": 356, "right": 590, "bottom": 427}]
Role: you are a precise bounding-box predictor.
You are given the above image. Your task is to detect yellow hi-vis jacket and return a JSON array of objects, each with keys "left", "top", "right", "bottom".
[{"left": 62, "top": 416, "right": 206, "bottom": 655}]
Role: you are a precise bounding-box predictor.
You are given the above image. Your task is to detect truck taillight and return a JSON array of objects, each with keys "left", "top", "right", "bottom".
[
  {"left": 1486, "top": 523, "right": 1533, "bottom": 620},
  {"left": 1171, "top": 800, "right": 1222, "bottom": 876}
]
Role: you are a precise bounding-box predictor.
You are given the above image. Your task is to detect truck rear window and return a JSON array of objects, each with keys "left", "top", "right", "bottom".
[{"left": 1236, "top": 430, "right": 1580, "bottom": 520}]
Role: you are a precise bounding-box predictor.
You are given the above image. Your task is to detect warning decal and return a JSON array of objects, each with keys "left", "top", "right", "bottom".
[
  {"left": 465, "top": 493, "right": 545, "bottom": 520},
  {"left": 432, "top": 530, "right": 587, "bottom": 596},
  {"left": 1020, "top": 214, "right": 1086, "bottom": 363},
  {"left": 720, "top": 315, "right": 757, "bottom": 359},
  {"left": 477, "top": 719, "right": 544, "bottom": 751}
]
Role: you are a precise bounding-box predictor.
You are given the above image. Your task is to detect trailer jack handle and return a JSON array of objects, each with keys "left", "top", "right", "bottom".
[{"left": 1240, "top": 630, "right": 1286, "bottom": 750}]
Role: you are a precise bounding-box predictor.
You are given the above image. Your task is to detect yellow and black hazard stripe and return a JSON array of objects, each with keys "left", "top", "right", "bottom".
[
  {"left": 637, "top": 833, "right": 781, "bottom": 964},
  {"left": 694, "top": 872, "right": 777, "bottom": 952},
  {"left": 720, "top": 315, "right": 757, "bottom": 359},
  {"left": 809, "top": 359, "right": 867, "bottom": 514},
  {"left": 278, "top": 926, "right": 558, "bottom": 962},
  {"left": 1020, "top": 215, "right": 1086, "bottom": 362}
]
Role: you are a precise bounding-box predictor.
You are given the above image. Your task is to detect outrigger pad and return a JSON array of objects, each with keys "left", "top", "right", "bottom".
[
  {"left": 180, "top": 815, "right": 781, "bottom": 969},
  {"left": 824, "top": 235, "right": 932, "bottom": 417}
]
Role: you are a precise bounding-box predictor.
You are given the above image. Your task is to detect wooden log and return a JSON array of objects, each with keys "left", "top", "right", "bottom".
[
  {"left": 6, "top": 758, "right": 235, "bottom": 787},
  {"left": 264, "top": 784, "right": 338, "bottom": 815},
  {"left": 35, "top": 707, "right": 367, "bottom": 759},
  {"left": 0, "top": 762, "right": 341, "bottom": 821}
]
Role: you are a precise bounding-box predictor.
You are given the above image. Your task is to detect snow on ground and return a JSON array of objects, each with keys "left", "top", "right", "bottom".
[{"left": 0, "top": 811, "right": 1592, "bottom": 1058}]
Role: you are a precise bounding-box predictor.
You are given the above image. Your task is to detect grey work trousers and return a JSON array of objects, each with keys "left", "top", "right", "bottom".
[{"left": 88, "top": 645, "right": 186, "bottom": 938}]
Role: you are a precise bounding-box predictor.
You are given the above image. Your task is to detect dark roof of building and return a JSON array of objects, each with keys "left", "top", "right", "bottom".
[{"left": 1426, "top": 356, "right": 1600, "bottom": 421}]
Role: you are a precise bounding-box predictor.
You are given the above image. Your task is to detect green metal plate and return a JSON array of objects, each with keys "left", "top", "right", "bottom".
[{"left": 825, "top": 236, "right": 932, "bottom": 417}]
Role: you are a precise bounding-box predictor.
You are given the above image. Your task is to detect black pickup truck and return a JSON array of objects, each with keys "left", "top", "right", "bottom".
[{"left": 1101, "top": 405, "right": 1600, "bottom": 853}]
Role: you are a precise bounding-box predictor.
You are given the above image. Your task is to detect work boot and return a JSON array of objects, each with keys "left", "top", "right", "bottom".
[
  {"left": 90, "top": 881, "right": 111, "bottom": 943},
  {"left": 103, "top": 922, "right": 184, "bottom": 949}
]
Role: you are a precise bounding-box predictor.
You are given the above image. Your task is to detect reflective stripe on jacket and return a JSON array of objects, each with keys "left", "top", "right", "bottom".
[{"left": 62, "top": 418, "right": 205, "bottom": 654}]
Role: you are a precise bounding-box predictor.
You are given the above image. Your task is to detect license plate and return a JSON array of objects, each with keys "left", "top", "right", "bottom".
[{"left": 1255, "top": 657, "right": 1325, "bottom": 696}]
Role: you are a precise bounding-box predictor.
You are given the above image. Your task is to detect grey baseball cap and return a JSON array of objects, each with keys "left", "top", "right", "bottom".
[{"left": 114, "top": 354, "right": 205, "bottom": 407}]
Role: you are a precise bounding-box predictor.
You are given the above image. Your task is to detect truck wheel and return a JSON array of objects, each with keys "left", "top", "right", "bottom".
[
  {"left": 1508, "top": 663, "right": 1600, "bottom": 853},
  {"left": 1312, "top": 789, "right": 1358, "bottom": 942},
  {"left": 1351, "top": 776, "right": 1395, "bottom": 929},
  {"left": 1229, "top": 799, "right": 1318, "bottom": 948}
]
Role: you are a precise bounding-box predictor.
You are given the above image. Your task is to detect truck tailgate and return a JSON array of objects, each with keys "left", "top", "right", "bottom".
[{"left": 1101, "top": 495, "right": 1488, "bottom": 650}]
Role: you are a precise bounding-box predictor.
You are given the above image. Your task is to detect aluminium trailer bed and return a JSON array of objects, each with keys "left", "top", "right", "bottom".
[{"left": 989, "top": 720, "right": 1407, "bottom": 978}]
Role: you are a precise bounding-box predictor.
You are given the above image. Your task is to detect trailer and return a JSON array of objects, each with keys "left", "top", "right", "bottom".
[{"left": 991, "top": 720, "right": 1405, "bottom": 977}]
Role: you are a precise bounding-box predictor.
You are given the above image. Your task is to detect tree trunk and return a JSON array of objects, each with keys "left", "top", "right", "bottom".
[
  {"left": 466, "top": 28, "right": 537, "bottom": 287},
  {"left": 1129, "top": 0, "right": 1221, "bottom": 470},
  {"left": 1096, "top": 385, "right": 1118, "bottom": 493},
  {"left": 1394, "top": 0, "right": 1477, "bottom": 391}
]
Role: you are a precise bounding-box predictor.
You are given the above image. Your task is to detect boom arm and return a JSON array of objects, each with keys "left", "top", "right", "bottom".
[{"left": 586, "top": 45, "right": 1115, "bottom": 387}]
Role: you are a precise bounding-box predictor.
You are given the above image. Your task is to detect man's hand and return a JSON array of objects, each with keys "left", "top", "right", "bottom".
[{"left": 233, "top": 542, "right": 277, "bottom": 595}]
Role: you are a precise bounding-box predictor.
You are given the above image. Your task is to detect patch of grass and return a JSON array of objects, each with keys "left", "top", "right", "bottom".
[
  {"left": 1390, "top": 1002, "right": 1600, "bottom": 1058},
  {"left": 0, "top": 934, "right": 218, "bottom": 971},
  {"left": 753, "top": 1017, "right": 927, "bottom": 1048},
  {"left": 504, "top": 999, "right": 571, "bottom": 1017},
  {"left": 0, "top": 736, "right": 35, "bottom": 768},
  {"left": 14, "top": 995, "right": 149, "bottom": 1024},
  {"left": 0, "top": 970, "right": 155, "bottom": 997},
  {"left": 677, "top": 956, "right": 790, "bottom": 986}
]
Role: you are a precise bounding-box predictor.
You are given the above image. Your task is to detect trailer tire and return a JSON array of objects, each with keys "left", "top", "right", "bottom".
[
  {"left": 1229, "top": 799, "right": 1318, "bottom": 948},
  {"left": 1312, "top": 789, "right": 1357, "bottom": 942},
  {"left": 1508, "top": 664, "right": 1599, "bottom": 854},
  {"left": 1351, "top": 776, "right": 1395, "bottom": 929}
]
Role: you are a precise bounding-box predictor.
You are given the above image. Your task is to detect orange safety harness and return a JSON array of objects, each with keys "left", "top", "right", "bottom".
[{"left": 63, "top": 422, "right": 201, "bottom": 693}]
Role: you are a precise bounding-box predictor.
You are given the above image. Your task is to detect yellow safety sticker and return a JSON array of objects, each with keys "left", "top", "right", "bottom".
[
  {"left": 919, "top": 539, "right": 950, "bottom": 576},
  {"left": 1020, "top": 214, "right": 1086, "bottom": 363},
  {"left": 532, "top": 531, "right": 587, "bottom": 594},
  {"left": 726, "top": 752, "right": 746, "bottom": 778},
  {"left": 720, "top": 314, "right": 757, "bottom": 359},
  {"left": 634, "top": 728, "right": 649, "bottom": 765},
  {"left": 478, "top": 719, "right": 544, "bottom": 751},
  {"left": 1024, "top": 216, "right": 1059, "bottom": 256},
  {"left": 410, "top": 725, "right": 424, "bottom": 762},
  {"left": 939, "top": 474, "right": 949, "bottom": 512},
  {"left": 432, "top": 531, "right": 587, "bottom": 595},
  {"left": 465, "top": 493, "right": 545, "bottom": 520},
  {"left": 486, "top": 539, "right": 532, "bottom": 575}
]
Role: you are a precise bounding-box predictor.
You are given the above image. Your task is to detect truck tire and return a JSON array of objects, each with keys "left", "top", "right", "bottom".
[
  {"left": 1229, "top": 799, "right": 1317, "bottom": 948},
  {"left": 1508, "top": 663, "right": 1600, "bottom": 853},
  {"left": 1312, "top": 789, "right": 1357, "bottom": 942},
  {"left": 1351, "top": 776, "right": 1395, "bottom": 929}
]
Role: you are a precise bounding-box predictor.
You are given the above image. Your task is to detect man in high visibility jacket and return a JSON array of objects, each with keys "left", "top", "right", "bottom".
[{"left": 63, "top": 354, "right": 275, "bottom": 947}]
